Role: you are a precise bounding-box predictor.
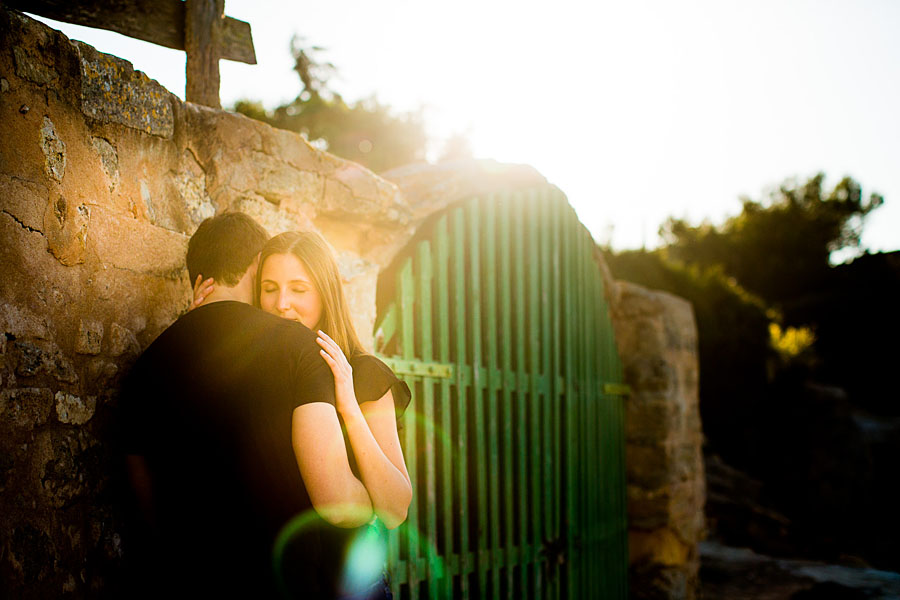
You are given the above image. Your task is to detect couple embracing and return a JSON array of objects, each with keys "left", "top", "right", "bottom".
[{"left": 120, "top": 212, "right": 411, "bottom": 599}]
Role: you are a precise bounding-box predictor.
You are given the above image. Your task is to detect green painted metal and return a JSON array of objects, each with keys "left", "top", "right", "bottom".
[
  {"left": 379, "top": 357, "right": 454, "bottom": 379},
  {"left": 374, "top": 186, "right": 628, "bottom": 599}
]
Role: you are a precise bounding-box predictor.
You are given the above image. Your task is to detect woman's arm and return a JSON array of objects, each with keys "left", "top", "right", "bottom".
[
  {"left": 292, "top": 402, "right": 374, "bottom": 527},
  {"left": 344, "top": 390, "right": 412, "bottom": 529},
  {"left": 317, "top": 332, "right": 413, "bottom": 529}
]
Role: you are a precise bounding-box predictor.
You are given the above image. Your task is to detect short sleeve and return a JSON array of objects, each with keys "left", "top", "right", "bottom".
[
  {"left": 286, "top": 326, "right": 337, "bottom": 410},
  {"left": 350, "top": 354, "right": 412, "bottom": 418}
]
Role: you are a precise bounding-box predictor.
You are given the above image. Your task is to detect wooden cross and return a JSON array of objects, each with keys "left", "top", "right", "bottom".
[{"left": 7, "top": 0, "right": 256, "bottom": 108}]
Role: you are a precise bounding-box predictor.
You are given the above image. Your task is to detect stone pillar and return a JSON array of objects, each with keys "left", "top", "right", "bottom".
[{"left": 609, "top": 281, "right": 705, "bottom": 600}]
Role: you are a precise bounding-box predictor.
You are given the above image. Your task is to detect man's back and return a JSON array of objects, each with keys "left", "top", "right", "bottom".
[{"left": 120, "top": 301, "right": 335, "bottom": 597}]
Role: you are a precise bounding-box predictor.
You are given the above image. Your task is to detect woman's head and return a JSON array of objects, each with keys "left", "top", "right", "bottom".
[{"left": 257, "top": 231, "right": 364, "bottom": 357}]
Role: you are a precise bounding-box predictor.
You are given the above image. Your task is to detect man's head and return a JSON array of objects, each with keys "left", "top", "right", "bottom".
[{"left": 187, "top": 212, "right": 269, "bottom": 287}]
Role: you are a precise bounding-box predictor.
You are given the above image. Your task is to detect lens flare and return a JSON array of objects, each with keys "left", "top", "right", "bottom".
[{"left": 339, "top": 521, "right": 388, "bottom": 597}]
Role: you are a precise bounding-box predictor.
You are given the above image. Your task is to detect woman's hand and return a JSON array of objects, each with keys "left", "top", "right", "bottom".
[
  {"left": 189, "top": 274, "right": 215, "bottom": 311},
  {"left": 316, "top": 330, "right": 361, "bottom": 418}
]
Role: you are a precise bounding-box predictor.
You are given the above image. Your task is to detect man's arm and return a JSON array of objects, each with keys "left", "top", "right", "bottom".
[{"left": 291, "top": 402, "right": 374, "bottom": 527}]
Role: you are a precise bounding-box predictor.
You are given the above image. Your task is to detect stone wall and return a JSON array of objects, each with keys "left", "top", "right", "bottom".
[
  {"left": 610, "top": 281, "right": 706, "bottom": 599},
  {"left": 0, "top": 8, "right": 412, "bottom": 597}
]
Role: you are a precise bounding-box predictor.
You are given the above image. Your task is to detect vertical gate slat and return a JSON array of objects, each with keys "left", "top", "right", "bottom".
[
  {"left": 483, "top": 197, "right": 502, "bottom": 600},
  {"left": 583, "top": 231, "right": 593, "bottom": 597},
  {"left": 399, "top": 258, "right": 419, "bottom": 597},
  {"left": 596, "top": 267, "right": 606, "bottom": 598},
  {"left": 587, "top": 232, "right": 598, "bottom": 596},
  {"left": 498, "top": 195, "right": 515, "bottom": 598},
  {"left": 615, "top": 333, "right": 629, "bottom": 599},
  {"left": 575, "top": 204, "right": 586, "bottom": 597},
  {"left": 575, "top": 207, "right": 587, "bottom": 598},
  {"left": 562, "top": 202, "right": 577, "bottom": 599},
  {"left": 526, "top": 190, "right": 544, "bottom": 598},
  {"left": 452, "top": 207, "right": 471, "bottom": 598},
  {"left": 596, "top": 261, "right": 609, "bottom": 598},
  {"left": 550, "top": 192, "right": 563, "bottom": 600},
  {"left": 434, "top": 216, "right": 454, "bottom": 599},
  {"left": 467, "top": 202, "right": 489, "bottom": 598},
  {"left": 512, "top": 192, "right": 529, "bottom": 597},
  {"left": 539, "top": 191, "right": 553, "bottom": 599},
  {"left": 600, "top": 277, "right": 620, "bottom": 598},
  {"left": 416, "top": 241, "right": 440, "bottom": 600},
  {"left": 585, "top": 232, "right": 599, "bottom": 597}
]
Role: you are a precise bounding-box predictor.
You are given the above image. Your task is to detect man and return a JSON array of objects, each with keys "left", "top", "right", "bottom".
[{"left": 119, "top": 212, "right": 365, "bottom": 597}]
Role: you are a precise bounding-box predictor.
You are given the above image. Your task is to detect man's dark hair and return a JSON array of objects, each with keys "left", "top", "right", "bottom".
[{"left": 186, "top": 212, "right": 269, "bottom": 286}]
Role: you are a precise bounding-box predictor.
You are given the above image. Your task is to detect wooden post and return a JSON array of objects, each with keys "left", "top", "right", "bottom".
[{"left": 185, "top": 0, "right": 224, "bottom": 108}]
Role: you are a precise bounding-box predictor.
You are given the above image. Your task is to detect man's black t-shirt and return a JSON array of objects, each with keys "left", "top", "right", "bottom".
[{"left": 119, "top": 301, "right": 336, "bottom": 597}]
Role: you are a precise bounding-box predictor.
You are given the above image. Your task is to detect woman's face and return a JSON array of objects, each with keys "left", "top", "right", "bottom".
[{"left": 259, "top": 252, "right": 323, "bottom": 330}]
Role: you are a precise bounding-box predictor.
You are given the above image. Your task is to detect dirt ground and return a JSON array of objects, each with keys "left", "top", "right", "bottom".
[{"left": 700, "top": 541, "right": 900, "bottom": 600}]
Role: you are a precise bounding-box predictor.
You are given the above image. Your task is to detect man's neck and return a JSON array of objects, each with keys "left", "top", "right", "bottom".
[{"left": 201, "top": 282, "right": 251, "bottom": 305}]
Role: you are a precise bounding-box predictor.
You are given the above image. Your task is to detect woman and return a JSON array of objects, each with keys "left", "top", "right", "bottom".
[{"left": 192, "top": 231, "right": 411, "bottom": 599}]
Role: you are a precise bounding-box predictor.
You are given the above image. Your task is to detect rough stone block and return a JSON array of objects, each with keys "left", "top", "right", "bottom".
[
  {"left": 629, "top": 560, "right": 695, "bottom": 600},
  {"left": 38, "top": 428, "right": 100, "bottom": 508},
  {"left": 7, "top": 524, "right": 56, "bottom": 585},
  {"left": 624, "top": 356, "right": 676, "bottom": 393},
  {"left": 630, "top": 528, "right": 691, "bottom": 567},
  {"left": 107, "top": 323, "right": 139, "bottom": 358},
  {"left": 75, "top": 320, "right": 103, "bottom": 355},
  {"left": 231, "top": 194, "right": 316, "bottom": 235},
  {"left": 0, "top": 173, "right": 47, "bottom": 234},
  {"left": 75, "top": 41, "right": 174, "bottom": 138},
  {"left": 260, "top": 126, "right": 327, "bottom": 172},
  {"left": 627, "top": 443, "right": 673, "bottom": 490},
  {"left": 11, "top": 340, "right": 77, "bottom": 383},
  {"left": 91, "top": 137, "right": 118, "bottom": 191},
  {"left": 173, "top": 150, "right": 214, "bottom": 227},
  {"left": 39, "top": 116, "right": 66, "bottom": 182},
  {"left": 43, "top": 192, "right": 88, "bottom": 266},
  {"left": 1, "top": 387, "right": 53, "bottom": 429},
  {"left": 85, "top": 359, "right": 119, "bottom": 396},
  {"left": 257, "top": 165, "right": 325, "bottom": 208},
  {"left": 88, "top": 205, "right": 187, "bottom": 278},
  {"left": 54, "top": 391, "right": 96, "bottom": 425},
  {"left": 13, "top": 45, "right": 58, "bottom": 86},
  {"left": 322, "top": 164, "right": 409, "bottom": 225},
  {"left": 628, "top": 490, "right": 672, "bottom": 530},
  {"left": 626, "top": 394, "right": 677, "bottom": 444}
]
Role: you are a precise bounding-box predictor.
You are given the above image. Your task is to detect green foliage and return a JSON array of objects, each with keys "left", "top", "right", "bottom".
[
  {"left": 769, "top": 323, "right": 816, "bottom": 370},
  {"left": 661, "top": 173, "right": 883, "bottom": 312},
  {"left": 603, "top": 248, "right": 771, "bottom": 448},
  {"left": 631, "top": 172, "right": 895, "bottom": 415},
  {"left": 232, "top": 36, "right": 428, "bottom": 173}
]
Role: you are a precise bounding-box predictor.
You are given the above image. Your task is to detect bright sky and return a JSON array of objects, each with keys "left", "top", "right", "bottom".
[{"left": 30, "top": 0, "right": 899, "bottom": 254}]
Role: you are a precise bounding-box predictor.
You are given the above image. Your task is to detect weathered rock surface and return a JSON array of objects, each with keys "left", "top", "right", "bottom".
[
  {"left": 0, "top": 7, "right": 410, "bottom": 596},
  {"left": 609, "top": 281, "right": 705, "bottom": 600}
]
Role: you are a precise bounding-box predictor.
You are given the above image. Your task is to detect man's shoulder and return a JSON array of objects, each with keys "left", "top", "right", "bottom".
[{"left": 185, "top": 302, "right": 319, "bottom": 348}]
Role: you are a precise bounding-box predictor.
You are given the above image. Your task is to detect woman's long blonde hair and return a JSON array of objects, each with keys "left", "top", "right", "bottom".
[{"left": 256, "top": 231, "right": 365, "bottom": 358}]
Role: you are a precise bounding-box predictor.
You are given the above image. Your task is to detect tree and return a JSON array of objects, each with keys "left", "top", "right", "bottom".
[
  {"left": 233, "top": 36, "right": 428, "bottom": 173},
  {"left": 603, "top": 248, "right": 771, "bottom": 456},
  {"left": 661, "top": 174, "right": 883, "bottom": 315}
]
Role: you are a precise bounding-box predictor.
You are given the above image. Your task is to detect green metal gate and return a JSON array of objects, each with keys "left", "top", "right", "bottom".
[{"left": 373, "top": 186, "right": 628, "bottom": 599}]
